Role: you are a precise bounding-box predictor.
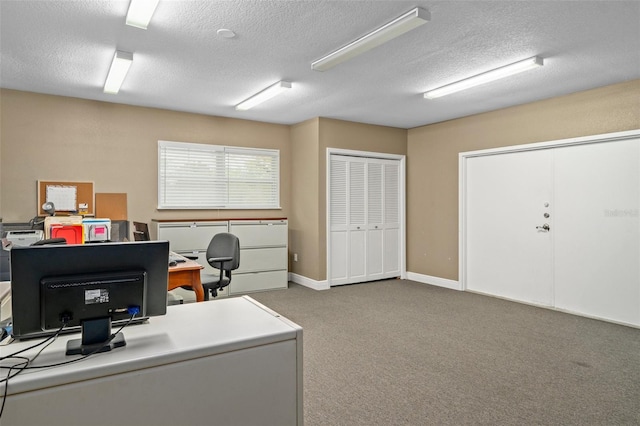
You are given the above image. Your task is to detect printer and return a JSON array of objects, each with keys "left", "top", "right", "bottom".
[{"left": 6, "top": 230, "right": 44, "bottom": 246}]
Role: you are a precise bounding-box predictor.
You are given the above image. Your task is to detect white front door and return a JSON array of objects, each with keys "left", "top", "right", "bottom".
[
  {"left": 463, "top": 132, "right": 640, "bottom": 326},
  {"left": 466, "top": 149, "right": 554, "bottom": 306}
]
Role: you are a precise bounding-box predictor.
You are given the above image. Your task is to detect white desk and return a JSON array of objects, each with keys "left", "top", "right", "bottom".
[
  {"left": 0, "top": 281, "right": 10, "bottom": 322},
  {"left": 1, "top": 296, "right": 303, "bottom": 426}
]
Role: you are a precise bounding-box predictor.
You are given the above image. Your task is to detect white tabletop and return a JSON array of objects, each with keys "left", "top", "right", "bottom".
[{"left": 1, "top": 296, "right": 301, "bottom": 396}]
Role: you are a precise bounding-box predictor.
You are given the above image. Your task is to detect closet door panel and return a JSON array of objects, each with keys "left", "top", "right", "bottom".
[
  {"left": 554, "top": 139, "right": 640, "bottom": 325},
  {"left": 383, "top": 228, "right": 400, "bottom": 275},
  {"left": 367, "top": 161, "right": 384, "bottom": 279},
  {"left": 329, "top": 157, "right": 349, "bottom": 284},
  {"left": 330, "top": 231, "right": 349, "bottom": 284},
  {"left": 348, "top": 159, "right": 367, "bottom": 282},
  {"left": 383, "top": 161, "right": 401, "bottom": 276}
]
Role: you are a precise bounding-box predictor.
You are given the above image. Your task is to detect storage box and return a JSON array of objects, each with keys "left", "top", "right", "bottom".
[
  {"left": 82, "top": 218, "right": 111, "bottom": 242},
  {"left": 50, "top": 224, "right": 84, "bottom": 244}
]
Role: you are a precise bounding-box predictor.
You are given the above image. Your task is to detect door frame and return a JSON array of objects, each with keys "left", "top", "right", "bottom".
[
  {"left": 459, "top": 129, "right": 640, "bottom": 292},
  {"left": 326, "top": 148, "right": 407, "bottom": 287}
]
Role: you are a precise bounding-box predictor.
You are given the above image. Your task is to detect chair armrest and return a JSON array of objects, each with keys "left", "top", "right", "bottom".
[{"left": 208, "top": 256, "right": 233, "bottom": 263}]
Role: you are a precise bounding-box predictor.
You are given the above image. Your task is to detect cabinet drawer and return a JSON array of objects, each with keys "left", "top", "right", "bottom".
[
  {"left": 229, "top": 270, "right": 288, "bottom": 295},
  {"left": 229, "top": 221, "right": 287, "bottom": 248},
  {"left": 158, "top": 222, "right": 228, "bottom": 251},
  {"left": 236, "top": 247, "right": 288, "bottom": 273}
]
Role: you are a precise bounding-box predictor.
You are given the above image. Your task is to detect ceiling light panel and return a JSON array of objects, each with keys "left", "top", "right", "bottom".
[
  {"left": 235, "top": 81, "right": 292, "bottom": 111},
  {"left": 126, "top": 0, "right": 159, "bottom": 29},
  {"left": 424, "top": 56, "right": 544, "bottom": 99},
  {"left": 104, "top": 51, "right": 133, "bottom": 94},
  {"left": 312, "top": 7, "right": 430, "bottom": 72}
]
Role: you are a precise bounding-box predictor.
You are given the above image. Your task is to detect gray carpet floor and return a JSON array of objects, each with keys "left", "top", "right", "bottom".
[{"left": 250, "top": 279, "right": 640, "bottom": 426}]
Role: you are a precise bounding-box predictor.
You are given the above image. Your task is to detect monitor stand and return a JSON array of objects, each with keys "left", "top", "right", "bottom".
[{"left": 66, "top": 317, "right": 126, "bottom": 356}]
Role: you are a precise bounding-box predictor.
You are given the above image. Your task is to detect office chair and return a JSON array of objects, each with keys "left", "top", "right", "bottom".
[
  {"left": 31, "top": 238, "right": 67, "bottom": 246},
  {"left": 132, "top": 222, "right": 150, "bottom": 241},
  {"left": 184, "top": 233, "right": 240, "bottom": 300}
]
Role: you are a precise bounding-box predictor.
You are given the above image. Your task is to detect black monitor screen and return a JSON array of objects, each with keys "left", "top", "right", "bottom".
[{"left": 10, "top": 240, "right": 169, "bottom": 341}]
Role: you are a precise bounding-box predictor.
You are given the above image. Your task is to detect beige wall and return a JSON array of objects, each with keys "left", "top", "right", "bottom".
[
  {"left": 288, "top": 117, "right": 407, "bottom": 282},
  {"left": 3, "top": 80, "right": 638, "bottom": 285},
  {"left": 0, "top": 89, "right": 291, "bottom": 226},
  {"left": 407, "top": 79, "right": 640, "bottom": 281},
  {"left": 289, "top": 118, "right": 321, "bottom": 279}
]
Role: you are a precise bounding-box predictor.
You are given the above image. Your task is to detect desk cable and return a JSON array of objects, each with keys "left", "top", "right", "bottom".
[{"left": 0, "top": 312, "right": 137, "bottom": 419}]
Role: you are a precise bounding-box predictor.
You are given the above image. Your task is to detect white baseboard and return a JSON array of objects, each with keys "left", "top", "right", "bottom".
[
  {"left": 406, "top": 272, "right": 462, "bottom": 291},
  {"left": 288, "top": 272, "right": 330, "bottom": 291}
]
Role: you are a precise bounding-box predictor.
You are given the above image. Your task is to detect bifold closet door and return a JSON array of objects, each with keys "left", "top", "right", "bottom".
[
  {"left": 329, "top": 156, "right": 368, "bottom": 285},
  {"left": 329, "top": 155, "right": 402, "bottom": 286},
  {"left": 466, "top": 149, "right": 554, "bottom": 306},
  {"left": 329, "top": 156, "right": 350, "bottom": 285}
]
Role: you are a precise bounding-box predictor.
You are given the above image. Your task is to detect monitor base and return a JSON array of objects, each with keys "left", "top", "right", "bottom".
[{"left": 66, "top": 332, "right": 126, "bottom": 356}]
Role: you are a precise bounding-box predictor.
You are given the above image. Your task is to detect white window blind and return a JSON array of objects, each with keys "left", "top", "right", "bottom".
[{"left": 158, "top": 141, "right": 280, "bottom": 209}]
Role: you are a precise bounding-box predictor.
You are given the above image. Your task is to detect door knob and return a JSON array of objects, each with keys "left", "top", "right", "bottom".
[{"left": 536, "top": 223, "right": 550, "bottom": 231}]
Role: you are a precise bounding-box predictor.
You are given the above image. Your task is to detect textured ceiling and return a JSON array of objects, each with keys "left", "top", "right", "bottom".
[{"left": 1, "top": 0, "right": 639, "bottom": 129}]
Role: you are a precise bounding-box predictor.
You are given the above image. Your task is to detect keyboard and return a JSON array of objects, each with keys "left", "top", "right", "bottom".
[{"left": 169, "top": 253, "right": 186, "bottom": 264}]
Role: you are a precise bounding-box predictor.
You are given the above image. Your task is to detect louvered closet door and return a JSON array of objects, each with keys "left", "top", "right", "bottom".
[
  {"left": 330, "top": 155, "right": 402, "bottom": 286},
  {"left": 329, "top": 156, "right": 366, "bottom": 285},
  {"left": 348, "top": 159, "right": 367, "bottom": 282},
  {"left": 366, "top": 161, "right": 384, "bottom": 280},
  {"left": 329, "top": 157, "right": 349, "bottom": 284},
  {"left": 382, "top": 160, "right": 401, "bottom": 276}
]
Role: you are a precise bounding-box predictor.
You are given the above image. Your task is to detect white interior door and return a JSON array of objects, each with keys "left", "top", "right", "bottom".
[
  {"left": 554, "top": 139, "right": 640, "bottom": 324},
  {"left": 466, "top": 149, "right": 554, "bottom": 306}
]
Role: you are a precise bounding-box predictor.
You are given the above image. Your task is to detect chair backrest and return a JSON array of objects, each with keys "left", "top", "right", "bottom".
[
  {"left": 206, "top": 233, "right": 240, "bottom": 271},
  {"left": 132, "top": 222, "right": 150, "bottom": 241}
]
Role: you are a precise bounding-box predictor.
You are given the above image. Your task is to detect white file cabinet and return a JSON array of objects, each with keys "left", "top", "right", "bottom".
[
  {"left": 156, "top": 220, "right": 230, "bottom": 297},
  {"left": 229, "top": 219, "right": 288, "bottom": 295},
  {"left": 155, "top": 219, "right": 288, "bottom": 297}
]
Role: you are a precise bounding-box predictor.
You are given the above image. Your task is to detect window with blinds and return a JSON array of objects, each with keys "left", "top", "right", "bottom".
[{"left": 158, "top": 141, "right": 280, "bottom": 209}]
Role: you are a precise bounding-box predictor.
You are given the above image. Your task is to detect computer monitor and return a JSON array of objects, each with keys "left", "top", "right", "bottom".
[{"left": 10, "top": 241, "right": 169, "bottom": 354}]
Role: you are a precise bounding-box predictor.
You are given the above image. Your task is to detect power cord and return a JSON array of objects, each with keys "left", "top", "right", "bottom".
[
  {"left": 0, "top": 321, "right": 66, "bottom": 418},
  {"left": 0, "top": 310, "right": 138, "bottom": 419}
]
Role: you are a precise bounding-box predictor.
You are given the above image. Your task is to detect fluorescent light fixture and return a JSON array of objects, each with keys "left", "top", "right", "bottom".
[
  {"left": 312, "top": 7, "right": 430, "bottom": 72},
  {"left": 424, "top": 56, "right": 544, "bottom": 99},
  {"left": 235, "top": 81, "right": 292, "bottom": 111},
  {"left": 126, "top": 0, "right": 159, "bottom": 29},
  {"left": 103, "top": 51, "right": 133, "bottom": 94}
]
